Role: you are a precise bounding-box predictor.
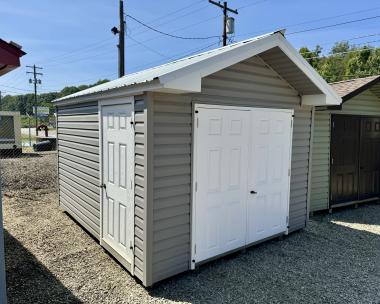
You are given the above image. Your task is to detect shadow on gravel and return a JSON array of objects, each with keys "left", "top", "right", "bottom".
[
  {"left": 4, "top": 230, "right": 82, "bottom": 304},
  {"left": 149, "top": 208, "right": 380, "bottom": 304}
]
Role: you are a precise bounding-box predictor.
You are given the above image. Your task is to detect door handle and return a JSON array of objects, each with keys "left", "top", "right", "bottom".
[
  {"left": 100, "top": 184, "right": 106, "bottom": 189},
  {"left": 250, "top": 190, "right": 257, "bottom": 194}
]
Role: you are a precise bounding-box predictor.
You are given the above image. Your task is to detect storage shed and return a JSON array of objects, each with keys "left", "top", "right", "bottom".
[
  {"left": 310, "top": 75, "right": 380, "bottom": 213},
  {"left": 53, "top": 31, "right": 341, "bottom": 287},
  {"left": 0, "top": 111, "right": 21, "bottom": 155}
]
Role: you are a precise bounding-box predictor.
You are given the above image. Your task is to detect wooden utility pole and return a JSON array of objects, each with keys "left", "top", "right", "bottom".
[
  {"left": 119, "top": 0, "right": 125, "bottom": 77},
  {"left": 209, "top": 0, "right": 238, "bottom": 46},
  {"left": 112, "top": 0, "right": 126, "bottom": 77},
  {"left": 26, "top": 65, "right": 43, "bottom": 135}
]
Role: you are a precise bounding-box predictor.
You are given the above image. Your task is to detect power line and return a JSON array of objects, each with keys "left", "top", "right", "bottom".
[
  {"left": 238, "top": 0, "right": 272, "bottom": 10},
  {"left": 127, "top": 40, "right": 220, "bottom": 72},
  {"left": 304, "top": 46, "right": 379, "bottom": 60},
  {"left": 127, "top": 0, "right": 205, "bottom": 33},
  {"left": 0, "top": 84, "right": 33, "bottom": 92},
  {"left": 126, "top": 35, "right": 170, "bottom": 59},
  {"left": 125, "top": 14, "right": 220, "bottom": 40},
  {"left": 288, "top": 15, "right": 380, "bottom": 35},
  {"left": 128, "top": 2, "right": 210, "bottom": 37},
  {"left": 35, "top": 38, "right": 115, "bottom": 64},
  {"left": 300, "top": 36, "right": 380, "bottom": 55},
  {"left": 235, "top": 7, "right": 380, "bottom": 40}
]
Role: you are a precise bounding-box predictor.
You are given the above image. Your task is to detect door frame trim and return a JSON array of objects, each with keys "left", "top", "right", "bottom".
[
  {"left": 98, "top": 97, "right": 135, "bottom": 274},
  {"left": 190, "top": 103, "right": 293, "bottom": 269}
]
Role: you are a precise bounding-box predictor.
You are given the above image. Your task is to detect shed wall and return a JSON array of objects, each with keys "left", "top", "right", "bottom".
[
  {"left": 133, "top": 94, "right": 149, "bottom": 282},
  {"left": 57, "top": 101, "right": 101, "bottom": 239},
  {"left": 310, "top": 90, "right": 380, "bottom": 212},
  {"left": 150, "top": 55, "right": 313, "bottom": 284}
]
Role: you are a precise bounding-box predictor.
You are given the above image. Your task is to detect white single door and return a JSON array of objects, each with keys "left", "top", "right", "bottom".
[
  {"left": 246, "top": 109, "right": 293, "bottom": 244},
  {"left": 194, "top": 106, "right": 250, "bottom": 262},
  {"left": 102, "top": 104, "right": 134, "bottom": 265}
]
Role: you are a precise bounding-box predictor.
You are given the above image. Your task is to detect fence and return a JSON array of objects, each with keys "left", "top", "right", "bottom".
[{"left": 0, "top": 111, "right": 57, "bottom": 194}]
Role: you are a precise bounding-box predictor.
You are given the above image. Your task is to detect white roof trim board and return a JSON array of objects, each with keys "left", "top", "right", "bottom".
[{"left": 53, "top": 31, "right": 341, "bottom": 106}]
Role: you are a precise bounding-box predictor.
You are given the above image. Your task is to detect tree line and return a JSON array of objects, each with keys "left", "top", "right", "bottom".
[
  {"left": 0, "top": 79, "right": 109, "bottom": 115},
  {"left": 1, "top": 40, "right": 380, "bottom": 114}
]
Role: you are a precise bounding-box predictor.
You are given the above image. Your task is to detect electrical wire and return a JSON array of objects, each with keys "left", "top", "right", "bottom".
[
  {"left": 126, "top": 35, "right": 170, "bottom": 59},
  {"left": 304, "top": 46, "right": 379, "bottom": 60},
  {"left": 235, "top": 7, "right": 380, "bottom": 39},
  {"left": 0, "top": 84, "right": 33, "bottom": 92},
  {"left": 127, "top": 0, "right": 204, "bottom": 32},
  {"left": 288, "top": 15, "right": 380, "bottom": 35},
  {"left": 125, "top": 14, "right": 220, "bottom": 40},
  {"left": 300, "top": 37, "right": 380, "bottom": 55}
]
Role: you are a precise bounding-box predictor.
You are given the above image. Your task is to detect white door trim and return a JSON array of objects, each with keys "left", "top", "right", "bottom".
[
  {"left": 191, "top": 104, "right": 293, "bottom": 269},
  {"left": 99, "top": 97, "right": 135, "bottom": 274}
]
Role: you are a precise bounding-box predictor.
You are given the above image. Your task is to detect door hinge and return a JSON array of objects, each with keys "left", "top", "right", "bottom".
[
  {"left": 331, "top": 157, "right": 334, "bottom": 165},
  {"left": 196, "top": 117, "right": 199, "bottom": 128},
  {"left": 130, "top": 241, "right": 134, "bottom": 251},
  {"left": 194, "top": 244, "right": 196, "bottom": 255},
  {"left": 286, "top": 216, "right": 289, "bottom": 225},
  {"left": 195, "top": 182, "right": 198, "bottom": 192},
  {"left": 332, "top": 121, "right": 335, "bottom": 129}
]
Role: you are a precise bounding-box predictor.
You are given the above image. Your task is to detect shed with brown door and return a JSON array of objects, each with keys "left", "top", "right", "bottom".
[{"left": 310, "top": 75, "right": 380, "bottom": 213}]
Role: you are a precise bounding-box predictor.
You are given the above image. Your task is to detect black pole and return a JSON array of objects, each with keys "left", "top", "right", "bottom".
[
  {"left": 26, "top": 65, "right": 43, "bottom": 136},
  {"left": 223, "top": 2, "right": 227, "bottom": 46},
  {"left": 33, "top": 65, "right": 38, "bottom": 135},
  {"left": 119, "top": 0, "right": 125, "bottom": 77}
]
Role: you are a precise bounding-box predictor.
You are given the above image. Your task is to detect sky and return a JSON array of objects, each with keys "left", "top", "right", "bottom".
[{"left": 0, "top": 0, "right": 379, "bottom": 95}]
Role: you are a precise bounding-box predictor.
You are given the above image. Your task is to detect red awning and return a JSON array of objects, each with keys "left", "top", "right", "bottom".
[{"left": 0, "top": 39, "right": 26, "bottom": 76}]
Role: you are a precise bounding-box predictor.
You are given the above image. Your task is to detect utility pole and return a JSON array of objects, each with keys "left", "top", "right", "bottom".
[
  {"left": 209, "top": 0, "right": 238, "bottom": 46},
  {"left": 26, "top": 65, "right": 43, "bottom": 135},
  {"left": 111, "top": 0, "right": 126, "bottom": 77}
]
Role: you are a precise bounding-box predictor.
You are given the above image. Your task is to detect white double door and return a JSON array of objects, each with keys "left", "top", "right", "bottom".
[
  {"left": 193, "top": 105, "right": 293, "bottom": 264},
  {"left": 101, "top": 103, "right": 134, "bottom": 265}
]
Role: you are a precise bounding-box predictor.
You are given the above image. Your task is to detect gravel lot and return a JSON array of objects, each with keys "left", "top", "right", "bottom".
[{"left": 1, "top": 153, "right": 380, "bottom": 304}]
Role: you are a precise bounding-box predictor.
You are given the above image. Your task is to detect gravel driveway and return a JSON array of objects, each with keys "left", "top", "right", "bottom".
[{"left": 1, "top": 153, "right": 380, "bottom": 304}]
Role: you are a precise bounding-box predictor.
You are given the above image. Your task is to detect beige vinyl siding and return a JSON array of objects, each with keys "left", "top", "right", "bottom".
[
  {"left": 310, "top": 111, "right": 330, "bottom": 212},
  {"left": 150, "top": 55, "right": 312, "bottom": 284},
  {"left": 310, "top": 90, "right": 380, "bottom": 212},
  {"left": 57, "top": 102, "right": 101, "bottom": 239},
  {"left": 133, "top": 95, "right": 148, "bottom": 282},
  {"left": 151, "top": 93, "right": 192, "bottom": 283}
]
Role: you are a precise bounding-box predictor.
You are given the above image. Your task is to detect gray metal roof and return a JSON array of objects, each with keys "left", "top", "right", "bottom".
[
  {"left": 53, "top": 32, "right": 278, "bottom": 102},
  {"left": 53, "top": 30, "right": 341, "bottom": 106}
]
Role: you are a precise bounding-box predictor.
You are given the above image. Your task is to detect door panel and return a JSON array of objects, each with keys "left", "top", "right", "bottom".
[
  {"left": 246, "top": 110, "right": 292, "bottom": 244},
  {"left": 359, "top": 117, "right": 380, "bottom": 199},
  {"left": 195, "top": 107, "right": 250, "bottom": 262},
  {"left": 330, "top": 115, "right": 360, "bottom": 205},
  {"left": 102, "top": 104, "right": 134, "bottom": 264},
  {"left": 194, "top": 106, "right": 292, "bottom": 263}
]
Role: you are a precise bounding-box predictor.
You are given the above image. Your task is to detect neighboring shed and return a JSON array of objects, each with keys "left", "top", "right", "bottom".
[
  {"left": 0, "top": 111, "right": 22, "bottom": 155},
  {"left": 52, "top": 31, "right": 341, "bottom": 287},
  {"left": 310, "top": 75, "right": 380, "bottom": 213}
]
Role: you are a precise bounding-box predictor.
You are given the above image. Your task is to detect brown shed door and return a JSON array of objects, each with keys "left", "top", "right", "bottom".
[
  {"left": 359, "top": 117, "right": 380, "bottom": 199},
  {"left": 330, "top": 115, "right": 380, "bottom": 206},
  {"left": 330, "top": 115, "right": 360, "bottom": 205}
]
